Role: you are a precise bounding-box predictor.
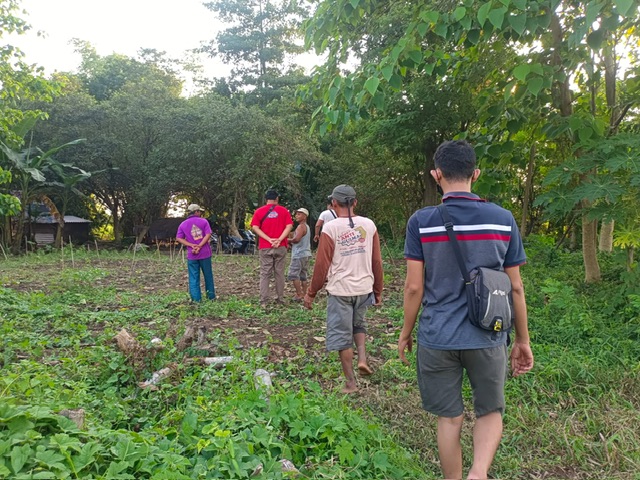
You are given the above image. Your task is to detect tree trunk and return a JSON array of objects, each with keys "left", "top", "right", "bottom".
[
  {"left": 422, "top": 143, "right": 438, "bottom": 206},
  {"left": 626, "top": 246, "right": 634, "bottom": 272},
  {"left": 598, "top": 220, "right": 614, "bottom": 253},
  {"left": 113, "top": 196, "right": 122, "bottom": 243},
  {"left": 582, "top": 204, "right": 601, "bottom": 283},
  {"left": 550, "top": 11, "right": 601, "bottom": 282},
  {"left": 569, "top": 222, "right": 577, "bottom": 251},
  {"left": 135, "top": 226, "right": 149, "bottom": 244},
  {"left": 228, "top": 191, "right": 241, "bottom": 238},
  {"left": 11, "top": 194, "right": 28, "bottom": 254},
  {"left": 521, "top": 143, "right": 536, "bottom": 236}
]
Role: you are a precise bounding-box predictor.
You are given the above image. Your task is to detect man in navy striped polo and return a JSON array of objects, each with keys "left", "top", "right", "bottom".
[{"left": 398, "top": 140, "right": 534, "bottom": 480}]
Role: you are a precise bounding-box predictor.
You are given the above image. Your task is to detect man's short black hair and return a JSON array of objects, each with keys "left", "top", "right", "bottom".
[
  {"left": 265, "top": 189, "right": 279, "bottom": 200},
  {"left": 433, "top": 140, "right": 477, "bottom": 182}
]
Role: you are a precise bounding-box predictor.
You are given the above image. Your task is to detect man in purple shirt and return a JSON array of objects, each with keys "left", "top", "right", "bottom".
[{"left": 176, "top": 204, "right": 216, "bottom": 302}]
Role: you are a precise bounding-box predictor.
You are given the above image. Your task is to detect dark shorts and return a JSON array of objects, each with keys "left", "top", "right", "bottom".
[
  {"left": 417, "top": 345, "right": 508, "bottom": 418},
  {"left": 325, "top": 293, "right": 372, "bottom": 351}
]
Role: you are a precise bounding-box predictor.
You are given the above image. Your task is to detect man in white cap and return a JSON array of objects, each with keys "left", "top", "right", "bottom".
[
  {"left": 176, "top": 204, "right": 216, "bottom": 302},
  {"left": 288, "top": 208, "right": 312, "bottom": 302}
]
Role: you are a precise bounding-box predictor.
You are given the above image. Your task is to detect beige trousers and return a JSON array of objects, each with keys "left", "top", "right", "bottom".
[{"left": 259, "top": 247, "right": 287, "bottom": 304}]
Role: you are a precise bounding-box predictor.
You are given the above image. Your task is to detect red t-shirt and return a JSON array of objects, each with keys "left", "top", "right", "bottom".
[{"left": 251, "top": 204, "right": 293, "bottom": 249}]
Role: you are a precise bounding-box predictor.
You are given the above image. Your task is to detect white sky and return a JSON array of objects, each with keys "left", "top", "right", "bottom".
[{"left": 8, "top": 0, "right": 231, "bottom": 79}]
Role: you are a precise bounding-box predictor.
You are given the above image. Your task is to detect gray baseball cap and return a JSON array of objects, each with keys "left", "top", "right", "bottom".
[{"left": 328, "top": 184, "right": 356, "bottom": 203}]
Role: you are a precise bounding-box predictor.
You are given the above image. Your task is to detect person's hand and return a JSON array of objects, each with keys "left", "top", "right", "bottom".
[
  {"left": 270, "top": 238, "right": 281, "bottom": 248},
  {"left": 373, "top": 294, "right": 382, "bottom": 306},
  {"left": 313, "top": 235, "right": 319, "bottom": 243},
  {"left": 510, "top": 341, "right": 534, "bottom": 377},
  {"left": 303, "top": 294, "right": 314, "bottom": 310},
  {"left": 398, "top": 331, "right": 413, "bottom": 365},
  {"left": 192, "top": 245, "right": 200, "bottom": 254}
]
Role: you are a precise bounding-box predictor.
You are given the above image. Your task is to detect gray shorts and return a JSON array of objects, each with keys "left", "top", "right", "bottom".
[
  {"left": 287, "top": 256, "right": 310, "bottom": 281},
  {"left": 417, "top": 345, "right": 508, "bottom": 418},
  {"left": 326, "top": 293, "right": 373, "bottom": 351}
]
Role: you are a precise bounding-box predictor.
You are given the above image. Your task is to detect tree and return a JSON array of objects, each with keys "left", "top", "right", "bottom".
[
  {"left": 47, "top": 159, "right": 98, "bottom": 247},
  {"left": 27, "top": 50, "right": 186, "bottom": 242},
  {"left": 0, "top": 0, "right": 57, "bottom": 145},
  {"left": 165, "top": 93, "right": 321, "bottom": 236},
  {"left": 0, "top": 138, "right": 83, "bottom": 253},
  {"left": 202, "top": 0, "right": 309, "bottom": 105},
  {"left": 304, "top": 0, "right": 640, "bottom": 282}
]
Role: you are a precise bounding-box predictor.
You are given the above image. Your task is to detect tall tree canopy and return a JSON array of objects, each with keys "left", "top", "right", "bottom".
[
  {"left": 202, "top": 0, "right": 310, "bottom": 104},
  {"left": 304, "top": 0, "right": 640, "bottom": 281}
]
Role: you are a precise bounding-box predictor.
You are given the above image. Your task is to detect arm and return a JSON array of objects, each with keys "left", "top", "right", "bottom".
[
  {"left": 192, "top": 233, "right": 211, "bottom": 255},
  {"left": 252, "top": 225, "right": 272, "bottom": 243},
  {"left": 290, "top": 224, "right": 308, "bottom": 244},
  {"left": 176, "top": 237, "right": 197, "bottom": 248},
  {"left": 371, "top": 231, "right": 383, "bottom": 305},
  {"left": 314, "top": 218, "right": 324, "bottom": 242},
  {"left": 505, "top": 265, "right": 534, "bottom": 376},
  {"left": 399, "top": 259, "right": 424, "bottom": 365},
  {"left": 272, "top": 224, "right": 293, "bottom": 248},
  {"left": 303, "top": 233, "right": 334, "bottom": 309}
]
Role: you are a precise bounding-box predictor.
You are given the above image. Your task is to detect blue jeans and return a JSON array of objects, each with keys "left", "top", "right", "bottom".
[{"left": 187, "top": 257, "right": 215, "bottom": 302}]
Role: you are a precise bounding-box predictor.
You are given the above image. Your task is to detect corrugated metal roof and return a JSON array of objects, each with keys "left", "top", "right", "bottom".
[{"left": 33, "top": 215, "right": 91, "bottom": 224}]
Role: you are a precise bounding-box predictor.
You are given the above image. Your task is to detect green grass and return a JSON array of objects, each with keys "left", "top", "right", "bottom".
[{"left": 1, "top": 240, "right": 639, "bottom": 478}]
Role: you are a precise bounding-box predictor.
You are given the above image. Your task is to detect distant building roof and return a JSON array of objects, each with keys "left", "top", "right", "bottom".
[{"left": 33, "top": 215, "right": 91, "bottom": 224}]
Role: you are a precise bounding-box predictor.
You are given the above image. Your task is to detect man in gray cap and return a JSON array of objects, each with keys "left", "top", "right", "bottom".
[
  {"left": 176, "top": 204, "right": 216, "bottom": 302},
  {"left": 304, "top": 185, "right": 383, "bottom": 393}
]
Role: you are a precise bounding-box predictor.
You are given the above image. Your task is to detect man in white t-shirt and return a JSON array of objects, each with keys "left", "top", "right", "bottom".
[
  {"left": 313, "top": 201, "right": 337, "bottom": 243},
  {"left": 304, "top": 185, "right": 383, "bottom": 394}
]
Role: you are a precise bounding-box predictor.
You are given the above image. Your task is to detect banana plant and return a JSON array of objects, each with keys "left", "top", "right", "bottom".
[
  {"left": 0, "top": 138, "right": 85, "bottom": 253},
  {"left": 47, "top": 159, "right": 103, "bottom": 248}
]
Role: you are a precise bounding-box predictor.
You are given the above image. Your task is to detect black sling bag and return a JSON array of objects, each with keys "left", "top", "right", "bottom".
[{"left": 437, "top": 203, "right": 514, "bottom": 333}]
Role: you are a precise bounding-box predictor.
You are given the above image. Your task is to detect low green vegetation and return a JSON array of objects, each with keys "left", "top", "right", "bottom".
[{"left": 1, "top": 240, "right": 639, "bottom": 479}]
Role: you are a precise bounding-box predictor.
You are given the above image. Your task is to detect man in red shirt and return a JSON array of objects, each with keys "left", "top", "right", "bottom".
[{"left": 251, "top": 190, "right": 294, "bottom": 307}]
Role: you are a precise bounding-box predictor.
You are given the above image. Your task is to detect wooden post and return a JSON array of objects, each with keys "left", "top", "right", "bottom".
[
  {"left": 69, "top": 236, "right": 75, "bottom": 268},
  {"left": 130, "top": 241, "right": 137, "bottom": 276}
]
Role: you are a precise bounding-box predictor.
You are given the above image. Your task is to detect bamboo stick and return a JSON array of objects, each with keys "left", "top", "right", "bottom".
[{"left": 69, "top": 236, "right": 75, "bottom": 268}]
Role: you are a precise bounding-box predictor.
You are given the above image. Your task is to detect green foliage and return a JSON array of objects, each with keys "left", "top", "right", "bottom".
[
  {"left": 202, "top": 0, "right": 310, "bottom": 105},
  {"left": 536, "top": 133, "right": 640, "bottom": 224},
  {"left": 0, "top": 2, "right": 57, "bottom": 146},
  {"left": 0, "top": 167, "right": 20, "bottom": 216},
  {"left": 0, "top": 251, "right": 424, "bottom": 479}
]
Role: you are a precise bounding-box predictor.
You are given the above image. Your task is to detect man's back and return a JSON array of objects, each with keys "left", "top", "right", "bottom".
[
  {"left": 251, "top": 204, "right": 292, "bottom": 249},
  {"left": 177, "top": 216, "right": 212, "bottom": 259},
  {"left": 321, "top": 216, "right": 378, "bottom": 296},
  {"left": 404, "top": 193, "right": 526, "bottom": 350}
]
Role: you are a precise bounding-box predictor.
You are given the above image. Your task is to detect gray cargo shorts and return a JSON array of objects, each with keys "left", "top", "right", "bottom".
[
  {"left": 287, "top": 256, "right": 310, "bottom": 281},
  {"left": 417, "top": 344, "right": 508, "bottom": 418},
  {"left": 325, "top": 293, "right": 373, "bottom": 351}
]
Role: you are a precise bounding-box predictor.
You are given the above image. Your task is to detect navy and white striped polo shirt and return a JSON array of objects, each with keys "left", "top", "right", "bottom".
[{"left": 404, "top": 192, "right": 526, "bottom": 350}]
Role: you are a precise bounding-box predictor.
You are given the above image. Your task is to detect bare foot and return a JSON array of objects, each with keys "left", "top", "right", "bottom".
[
  {"left": 358, "top": 363, "right": 373, "bottom": 376},
  {"left": 341, "top": 383, "right": 358, "bottom": 394}
]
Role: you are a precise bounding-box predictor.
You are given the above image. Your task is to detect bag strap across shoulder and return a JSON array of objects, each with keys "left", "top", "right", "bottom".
[
  {"left": 259, "top": 205, "right": 277, "bottom": 227},
  {"left": 437, "top": 204, "right": 471, "bottom": 284}
]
